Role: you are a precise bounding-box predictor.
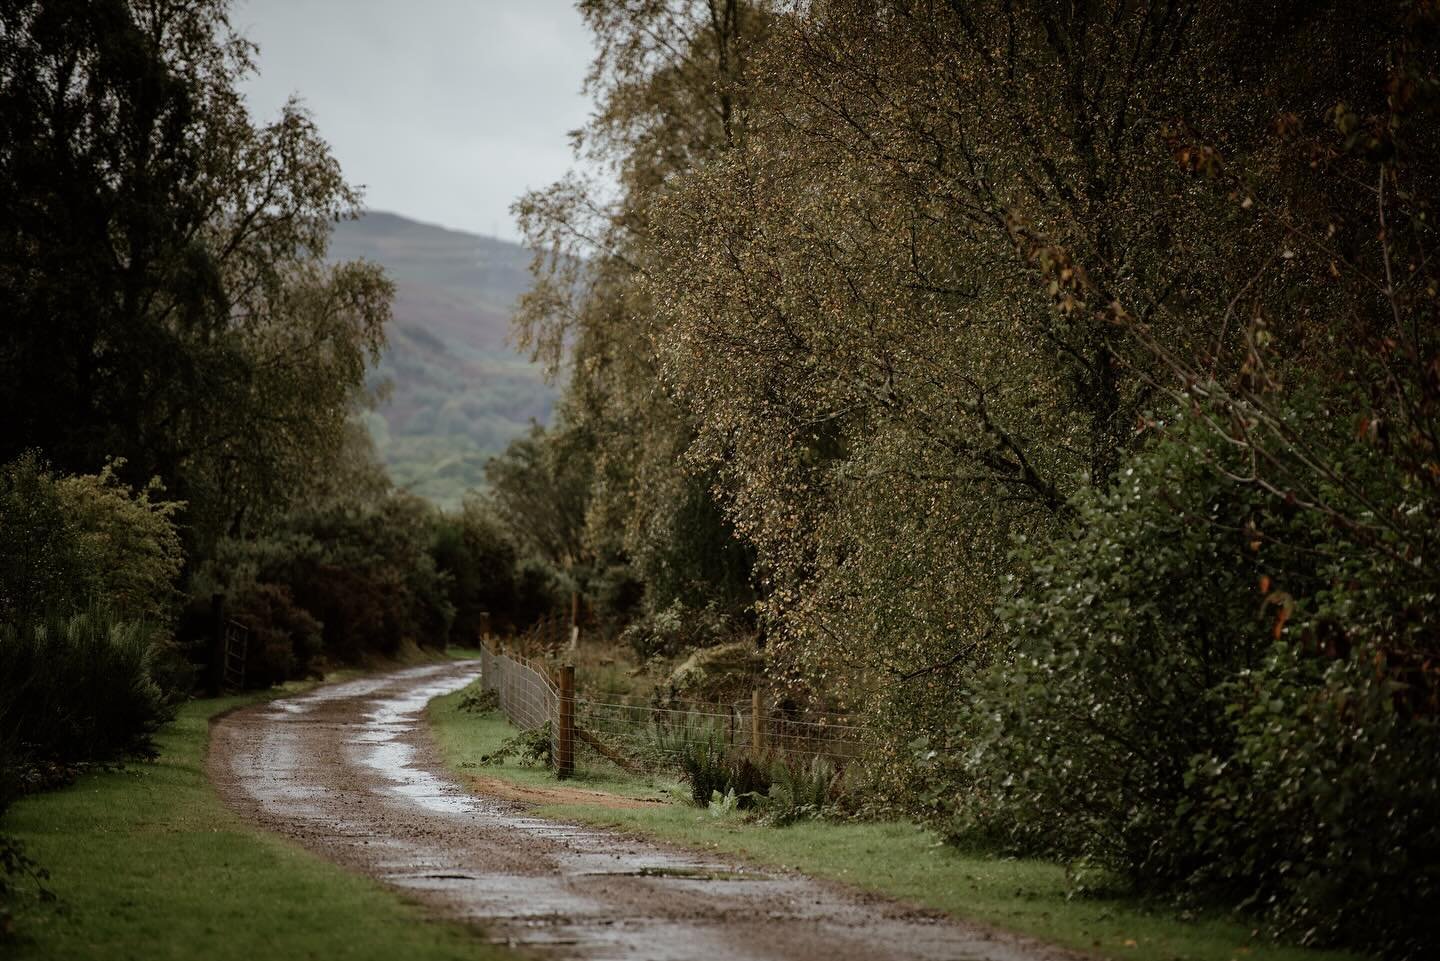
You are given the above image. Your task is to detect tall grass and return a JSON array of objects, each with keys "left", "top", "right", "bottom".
[{"left": 1, "top": 610, "right": 174, "bottom": 803}]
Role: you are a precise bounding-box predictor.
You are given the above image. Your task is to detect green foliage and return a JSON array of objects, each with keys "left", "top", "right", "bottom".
[
  {"left": 209, "top": 432, "right": 460, "bottom": 673},
  {"left": 484, "top": 421, "right": 591, "bottom": 575},
  {"left": 0, "top": 454, "right": 86, "bottom": 622},
  {"left": 0, "top": 455, "right": 184, "bottom": 624},
  {"left": 0, "top": 0, "right": 391, "bottom": 559},
  {"left": 675, "top": 727, "right": 735, "bottom": 806},
  {"left": 227, "top": 583, "right": 324, "bottom": 686},
  {"left": 760, "top": 756, "right": 837, "bottom": 826},
  {"left": 0, "top": 454, "right": 186, "bottom": 938},
  {"left": 940, "top": 415, "right": 1287, "bottom": 864},
  {"left": 456, "top": 682, "right": 500, "bottom": 715},
  {"left": 942, "top": 406, "right": 1439, "bottom": 955},
  {"left": 1192, "top": 643, "right": 1439, "bottom": 953},
  {"left": 52, "top": 462, "right": 185, "bottom": 622},
  {"left": 0, "top": 832, "right": 51, "bottom": 937},
  {"left": 480, "top": 723, "right": 552, "bottom": 768},
  {"left": 672, "top": 723, "right": 771, "bottom": 809},
  {"left": 622, "top": 600, "right": 733, "bottom": 660},
  {"left": 430, "top": 498, "right": 524, "bottom": 639},
  {"left": 0, "top": 612, "right": 174, "bottom": 790}
]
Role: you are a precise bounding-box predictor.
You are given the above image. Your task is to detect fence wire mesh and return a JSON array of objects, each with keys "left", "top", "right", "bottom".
[
  {"left": 479, "top": 644, "right": 560, "bottom": 760},
  {"left": 478, "top": 641, "right": 868, "bottom": 777}
]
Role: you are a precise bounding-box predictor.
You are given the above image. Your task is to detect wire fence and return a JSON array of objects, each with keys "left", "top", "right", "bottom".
[
  {"left": 477, "top": 640, "right": 868, "bottom": 778},
  {"left": 478, "top": 643, "right": 560, "bottom": 762}
]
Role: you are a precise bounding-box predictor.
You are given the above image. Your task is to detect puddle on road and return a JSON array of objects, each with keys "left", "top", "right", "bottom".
[{"left": 350, "top": 666, "right": 486, "bottom": 817}]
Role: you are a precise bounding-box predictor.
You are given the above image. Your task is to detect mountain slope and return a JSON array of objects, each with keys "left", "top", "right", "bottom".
[{"left": 330, "top": 212, "right": 556, "bottom": 508}]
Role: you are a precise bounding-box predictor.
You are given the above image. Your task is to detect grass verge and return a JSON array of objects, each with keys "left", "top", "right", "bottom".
[
  {"left": 428, "top": 686, "right": 1362, "bottom": 961},
  {"left": 2, "top": 686, "right": 509, "bottom": 961},
  {"left": 429, "top": 687, "right": 684, "bottom": 802}
]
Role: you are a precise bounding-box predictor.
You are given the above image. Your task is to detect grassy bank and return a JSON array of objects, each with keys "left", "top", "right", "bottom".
[
  {"left": 2, "top": 687, "right": 508, "bottom": 961},
  {"left": 428, "top": 687, "right": 1362, "bottom": 961}
]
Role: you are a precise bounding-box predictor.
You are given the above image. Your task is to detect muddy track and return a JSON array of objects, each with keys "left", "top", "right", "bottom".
[{"left": 207, "top": 661, "right": 1083, "bottom": 961}]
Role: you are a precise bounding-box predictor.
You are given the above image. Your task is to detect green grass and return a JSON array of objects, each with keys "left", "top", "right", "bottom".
[
  {"left": 427, "top": 686, "right": 684, "bottom": 802},
  {"left": 2, "top": 688, "right": 510, "bottom": 961},
  {"left": 428, "top": 691, "right": 1364, "bottom": 961}
]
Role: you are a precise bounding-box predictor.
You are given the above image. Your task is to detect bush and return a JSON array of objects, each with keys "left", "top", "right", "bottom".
[
  {"left": 1191, "top": 642, "right": 1440, "bottom": 953},
  {"left": 0, "top": 454, "right": 85, "bottom": 620},
  {"left": 512, "top": 556, "right": 563, "bottom": 628},
  {"left": 761, "top": 755, "right": 837, "bottom": 825},
  {"left": 0, "top": 455, "right": 183, "bottom": 623},
  {"left": 430, "top": 501, "right": 519, "bottom": 642},
  {"left": 215, "top": 487, "right": 457, "bottom": 670},
  {"left": 0, "top": 611, "right": 174, "bottom": 784},
  {"left": 457, "top": 681, "right": 500, "bottom": 714},
  {"left": 228, "top": 582, "right": 324, "bottom": 686},
  {"left": 480, "top": 723, "right": 552, "bottom": 768},
  {"left": 676, "top": 724, "right": 731, "bottom": 805},
  {"left": 941, "top": 414, "right": 1295, "bottom": 878},
  {"left": 673, "top": 723, "right": 771, "bottom": 808},
  {"left": 938, "top": 406, "right": 1439, "bottom": 955},
  {"left": 53, "top": 461, "right": 183, "bottom": 621},
  {"left": 622, "top": 600, "right": 732, "bottom": 660}
]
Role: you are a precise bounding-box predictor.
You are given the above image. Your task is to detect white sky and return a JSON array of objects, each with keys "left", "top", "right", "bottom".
[{"left": 236, "top": 0, "right": 596, "bottom": 241}]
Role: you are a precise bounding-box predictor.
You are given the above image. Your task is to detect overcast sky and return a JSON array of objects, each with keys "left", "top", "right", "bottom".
[{"left": 236, "top": 0, "right": 596, "bottom": 242}]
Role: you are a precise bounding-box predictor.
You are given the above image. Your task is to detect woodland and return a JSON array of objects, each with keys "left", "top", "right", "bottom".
[{"left": 2, "top": 1, "right": 1437, "bottom": 957}]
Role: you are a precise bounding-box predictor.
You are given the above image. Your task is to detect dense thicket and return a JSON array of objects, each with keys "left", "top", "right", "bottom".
[{"left": 514, "top": 1, "right": 1439, "bottom": 953}]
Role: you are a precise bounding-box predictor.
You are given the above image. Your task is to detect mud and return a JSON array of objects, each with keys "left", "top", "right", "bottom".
[
  {"left": 459, "top": 774, "right": 669, "bottom": 810},
  {"left": 207, "top": 661, "right": 1084, "bottom": 961}
]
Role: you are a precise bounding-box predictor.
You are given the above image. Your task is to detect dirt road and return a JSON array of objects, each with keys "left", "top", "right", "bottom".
[{"left": 208, "top": 661, "right": 1078, "bottom": 961}]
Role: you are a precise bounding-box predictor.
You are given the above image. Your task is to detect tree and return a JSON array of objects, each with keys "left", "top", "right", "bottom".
[
  {"left": 0, "top": 0, "right": 391, "bottom": 560},
  {"left": 510, "top": 1, "right": 769, "bottom": 633},
  {"left": 626, "top": 0, "right": 1404, "bottom": 695}
]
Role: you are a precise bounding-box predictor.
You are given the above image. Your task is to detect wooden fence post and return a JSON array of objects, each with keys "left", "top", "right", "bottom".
[
  {"left": 751, "top": 689, "right": 765, "bottom": 754},
  {"left": 557, "top": 663, "right": 575, "bottom": 778}
]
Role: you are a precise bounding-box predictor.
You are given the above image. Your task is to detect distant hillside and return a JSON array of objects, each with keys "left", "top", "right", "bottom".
[{"left": 330, "top": 212, "right": 557, "bottom": 508}]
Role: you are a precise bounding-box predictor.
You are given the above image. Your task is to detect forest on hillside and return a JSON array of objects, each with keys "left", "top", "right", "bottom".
[{"left": 2, "top": 1, "right": 1438, "bottom": 957}]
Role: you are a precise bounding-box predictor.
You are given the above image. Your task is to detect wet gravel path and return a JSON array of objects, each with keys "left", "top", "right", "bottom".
[{"left": 208, "top": 661, "right": 1081, "bottom": 961}]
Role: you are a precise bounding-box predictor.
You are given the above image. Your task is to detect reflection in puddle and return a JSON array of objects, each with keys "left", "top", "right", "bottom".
[{"left": 351, "top": 668, "right": 484, "bottom": 817}]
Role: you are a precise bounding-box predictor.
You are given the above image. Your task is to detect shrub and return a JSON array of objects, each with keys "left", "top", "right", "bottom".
[
  {"left": 942, "top": 414, "right": 1296, "bottom": 878},
  {"left": 0, "top": 455, "right": 182, "bottom": 623},
  {"left": 228, "top": 582, "right": 324, "bottom": 686},
  {"left": 480, "top": 723, "right": 552, "bottom": 768},
  {"left": 939, "top": 405, "right": 1439, "bottom": 955},
  {"left": 512, "top": 556, "right": 563, "bottom": 628},
  {"left": 672, "top": 722, "right": 771, "bottom": 808},
  {"left": 53, "top": 461, "right": 183, "bottom": 621},
  {"left": 215, "top": 487, "right": 458, "bottom": 669},
  {"left": 761, "top": 755, "right": 837, "bottom": 825},
  {"left": 1190, "top": 641, "right": 1440, "bottom": 954},
  {"left": 457, "top": 681, "right": 500, "bottom": 714},
  {"left": 0, "top": 611, "right": 173, "bottom": 782},
  {"left": 622, "top": 600, "right": 732, "bottom": 660},
  {"left": 0, "top": 453, "right": 85, "bottom": 620},
  {"left": 430, "top": 501, "right": 519, "bottom": 642},
  {"left": 676, "top": 724, "right": 731, "bottom": 805}
]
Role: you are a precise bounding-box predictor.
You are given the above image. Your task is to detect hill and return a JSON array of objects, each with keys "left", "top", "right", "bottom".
[{"left": 330, "top": 212, "right": 557, "bottom": 508}]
